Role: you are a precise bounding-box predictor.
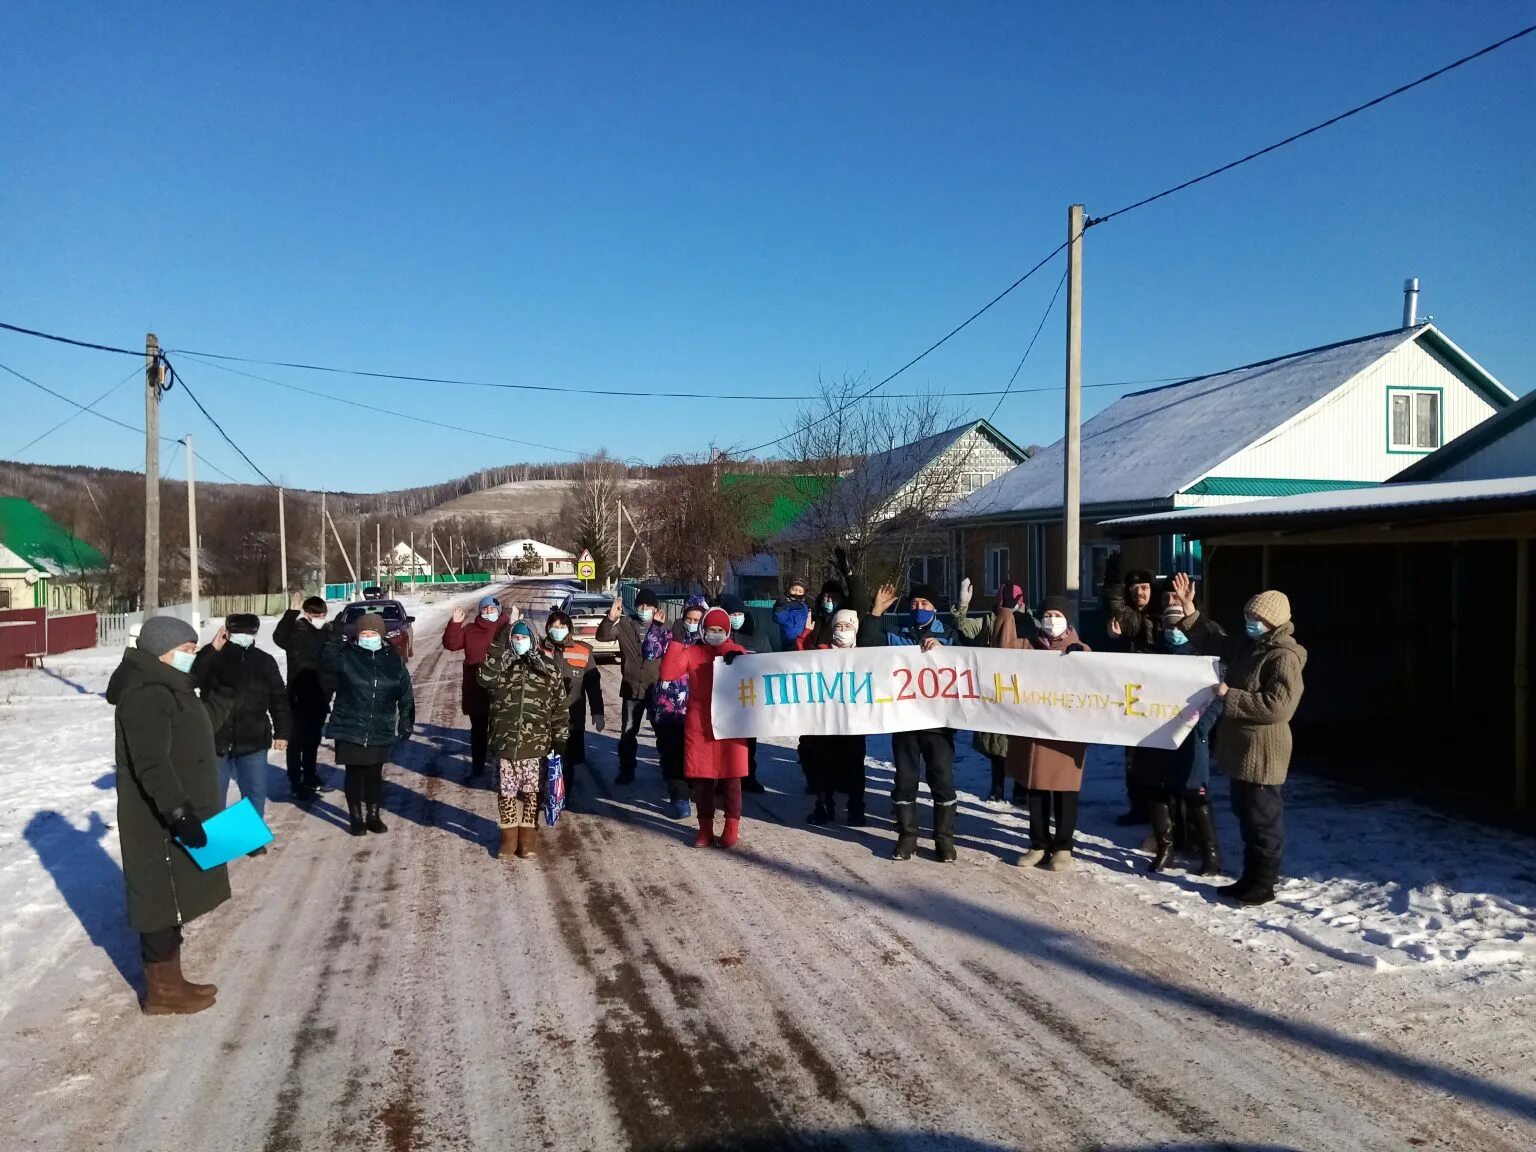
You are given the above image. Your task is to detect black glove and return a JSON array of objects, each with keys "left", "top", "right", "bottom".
[
  {"left": 594, "top": 714, "right": 607, "bottom": 732},
  {"left": 833, "top": 546, "right": 852, "bottom": 577},
  {"left": 168, "top": 806, "right": 207, "bottom": 849},
  {"left": 722, "top": 650, "right": 739, "bottom": 666}
]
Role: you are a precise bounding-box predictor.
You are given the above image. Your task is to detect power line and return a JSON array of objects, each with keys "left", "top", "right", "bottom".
[
  {"left": 162, "top": 359, "right": 278, "bottom": 486},
  {"left": 0, "top": 320, "right": 144, "bottom": 358},
  {"left": 988, "top": 269, "right": 1068, "bottom": 422},
  {"left": 7, "top": 364, "right": 144, "bottom": 453},
  {"left": 1089, "top": 22, "right": 1536, "bottom": 228}
]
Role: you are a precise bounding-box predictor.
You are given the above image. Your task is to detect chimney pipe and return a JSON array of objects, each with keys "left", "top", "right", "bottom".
[{"left": 1402, "top": 277, "right": 1420, "bottom": 328}]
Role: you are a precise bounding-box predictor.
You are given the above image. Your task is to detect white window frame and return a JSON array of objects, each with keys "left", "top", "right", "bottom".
[
  {"left": 985, "top": 545, "right": 1010, "bottom": 594},
  {"left": 1388, "top": 388, "right": 1442, "bottom": 453},
  {"left": 907, "top": 555, "right": 948, "bottom": 597}
]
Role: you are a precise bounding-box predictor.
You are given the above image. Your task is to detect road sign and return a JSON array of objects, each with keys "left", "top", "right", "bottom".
[
  {"left": 577, "top": 549, "right": 594, "bottom": 562},
  {"left": 577, "top": 560, "right": 597, "bottom": 581}
]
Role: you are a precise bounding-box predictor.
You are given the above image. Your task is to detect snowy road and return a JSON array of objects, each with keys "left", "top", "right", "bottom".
[{"left": 4, "top": 579, "right": 1536, "bottom": 1150}]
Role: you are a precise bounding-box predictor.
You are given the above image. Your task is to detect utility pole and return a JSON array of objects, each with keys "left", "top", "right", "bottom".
[
  {"left": 616, "top": 498, "right": 623, "bottom": 589},
  {"left": 375, "top": 521, "right": 381, "bottom": 589},
  {"left": 278, "top": 488, "right": 289, "bottom": 592},
  {"left": 354, "top": 516, "right": 362, "bottom": 592},
  {"left": 1062, "top": 203, "right": 1085, "bottom": 617},
  {"left": 319, "top": 492, "right": 328, "bottom": 594},
  {"left": 410, "top": 528, "right": 416, "bottom": 590},
  {"left": 185, "top": 435, "right": 201, "bottom": 634},
  {"left": 144, "top": 334, "right": 163, "bottom": 612},
  {"left": 327, "top": 508, "right": 359, "bottom": 584}
]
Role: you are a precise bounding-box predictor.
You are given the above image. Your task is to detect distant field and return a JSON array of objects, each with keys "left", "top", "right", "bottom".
[{"left": 414, "top": 478, "right": 650, "bottom": 532}]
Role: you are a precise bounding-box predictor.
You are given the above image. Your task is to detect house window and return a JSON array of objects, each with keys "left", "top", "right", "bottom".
[
  {"left": 1082, "top": 543, "right": 1119, "bottom": 600},
  {"left": 907, "top": 555, "right": 948, "bottom": 598},
  {"left": 1389, "top": 389, "right": 1441, "bottom": 452},
  {"left": 0, "top": 590, "right": 9, "bottom": 610},
  {"left": 985, "top": 546, "right": 1010, "bottom": 594},
  {"left": 961, "top": 471, "right": 998, "bottom": 495}
]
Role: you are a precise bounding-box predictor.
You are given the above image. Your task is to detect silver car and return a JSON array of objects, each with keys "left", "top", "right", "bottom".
[{"left": 554, "top": 592, "right": 620, "bottom": 660}]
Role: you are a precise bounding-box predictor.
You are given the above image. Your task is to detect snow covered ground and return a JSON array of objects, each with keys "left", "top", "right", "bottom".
[{"left": 2, "top": 579, "right": 1535, "bottom": 1149}]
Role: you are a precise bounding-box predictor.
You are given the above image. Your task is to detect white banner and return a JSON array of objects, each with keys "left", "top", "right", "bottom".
[{"left": 710, "top": 646, "right": 1220, "bottom": 749}]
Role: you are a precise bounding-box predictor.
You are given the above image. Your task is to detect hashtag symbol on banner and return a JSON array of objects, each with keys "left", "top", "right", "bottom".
[{"left": 737, "top": 678, "right": 758, "bottom": 707}]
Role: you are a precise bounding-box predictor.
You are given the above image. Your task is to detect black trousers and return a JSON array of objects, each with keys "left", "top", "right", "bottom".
[
  {"left": 1230, "top": 779, "right": 1284, "bottom": 884},
  {"left": 141, "top": 925, "right": 183, "bottom": 963},
  {"left": 803, "top": 735, "right": 866, "bottom": 803},
  {"left": 344, "top": 764, "right": 384, "bottom": 808},
  {"left": 565, "top": 701, "right": 587, "bottom": 768},
  {"left": 287, "top": 703, "right": 326, "bottom": 786},
  {"left": 891, "top": 729, "right": 956, "bottom": 812},
  {"left": 988, "top": 755, "right": 1007, "bottom": 796},
  {"left": 618, "top": 696, "right": 648, "bottom": 776},
  {"left": 655, "top": 723, "right": 690, "bottom": 802},
  {"left": 1028, "top": 790, "right": 1079, "bottom": 852},
  {"left": 746, "top": 737, "right": 759, "bottom": 784},
  {"left": 469, "top": 713, "right": 490, "bottom": 774}
]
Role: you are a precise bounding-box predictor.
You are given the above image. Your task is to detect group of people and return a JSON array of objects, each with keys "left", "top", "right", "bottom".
[{"left": 107, "top": 559, "right": 1304, "bottom": 1016}]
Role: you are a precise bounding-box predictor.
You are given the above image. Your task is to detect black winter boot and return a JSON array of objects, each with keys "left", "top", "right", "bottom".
[
  {"left": 365, "top": 805, "right": 388, "bottom": 834},
  {"left": 808, "top": 794, "right": 834, "bottom": 825},
  {"left": 1147, "top": 802, "right": 1176, "bottom": 873},
  {"left": 347, "top": 802, "right": 366, "bottom": 837},
  {"left": 933, "top": 804, "right": 957, "bottom": 864},
  {"left": 1190, "top": 802, "right": 1222, "bottom": 876},
  {"left": 891, "top": 805, "right": 918, "bottom": 860},
  {"left": 845, "top": 795, "right": 867, "bottom": 827}
]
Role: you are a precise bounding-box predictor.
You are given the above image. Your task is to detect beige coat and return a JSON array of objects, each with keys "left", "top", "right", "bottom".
[{"left": 993, "top": 612, "right": 1090, "bottom": 793}]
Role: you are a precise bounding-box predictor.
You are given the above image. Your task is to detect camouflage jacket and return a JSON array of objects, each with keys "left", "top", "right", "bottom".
[{"left": 477, "top": 638, "right": 570, "bottom": 762}]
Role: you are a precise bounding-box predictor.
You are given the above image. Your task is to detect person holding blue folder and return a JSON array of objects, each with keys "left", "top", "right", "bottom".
[{"left": 106, "top": 615, "right": 231, "bottom": 1015}]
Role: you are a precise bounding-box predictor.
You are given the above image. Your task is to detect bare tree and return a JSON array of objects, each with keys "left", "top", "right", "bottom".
[
  {"left": 634, "top": 449, "right": 755, "bottom": 595},
  {"left": 781, "top": 373, "right": 978, "bottom": 586}
]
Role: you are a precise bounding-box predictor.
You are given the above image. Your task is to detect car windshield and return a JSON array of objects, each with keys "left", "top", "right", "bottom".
[
  {"left": 340, "top": 603, "right": 407, "bottom": 625},
  {"left": 567, "top": 597, "right": 612, "bottom": 614}
]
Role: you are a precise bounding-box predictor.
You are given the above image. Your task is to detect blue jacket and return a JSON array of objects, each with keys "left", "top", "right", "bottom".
[
  {"left": 860, "top": 614, "right": 954, "bottom": 648},
  {"left": 1131, "top": 639, "right": 1225, "bottom": 793},
  {"left": 772, "top": 599, "right": 811, "bottom": 650}
]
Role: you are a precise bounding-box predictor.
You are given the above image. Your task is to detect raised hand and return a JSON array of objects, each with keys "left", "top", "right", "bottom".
[
  {"left": 958, "top": 577, "right": 973, "bottom": 608},
  {"left": 608, "top": 595, "right": 623, "bottom": 621},
  {"left": 1171, "top": 572, "right": 1196, "bottom": 612},
  {"left": 833, "top": 546, "right": 852, "bottom": 577},
  {"left": 508, "top": 605, "right": 522, "bottom": 623},
  {"left": 211, "top": 627, "right": 229, "bottom": 652},
  {"left": 1108, "top": 617, "right": 1123, "bottom": 638},
  {"left": 451, "top": 607, "right": 467, "bottom": 625},
  {"left": 290, "top": 591, "right": 305, "bottom": 611},
  {"left": 872, "top": 583, "right": 899, "bottom": 616}
]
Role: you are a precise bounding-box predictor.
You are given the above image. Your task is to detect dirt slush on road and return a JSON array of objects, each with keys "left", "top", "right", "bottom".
[{"left": 3, "top": 578, "right": 1535, "bottom": 1151}]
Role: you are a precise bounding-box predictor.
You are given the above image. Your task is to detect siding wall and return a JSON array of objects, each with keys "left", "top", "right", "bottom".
[
  {"left": 1205, "top": 339, "right": 1500, "bottom": 484},
  {"left": 1421, "top": 416, "right": 1536, "bottom": 482}
]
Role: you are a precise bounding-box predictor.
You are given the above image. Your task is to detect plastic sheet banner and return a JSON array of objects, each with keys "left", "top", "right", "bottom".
[{"left": 709, "top": 647, "right": 1221, "bottom": 749}]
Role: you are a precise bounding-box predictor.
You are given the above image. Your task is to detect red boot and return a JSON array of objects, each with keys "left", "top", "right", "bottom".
[
  {"left": 693, "top": 795, "right": 715, "bottom": 847},
  {"left": 716, "top": 818, "right": 740, "bottom": 850}
]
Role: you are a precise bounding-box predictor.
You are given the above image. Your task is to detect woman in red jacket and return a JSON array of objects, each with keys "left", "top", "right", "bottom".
[
  {"left": 658, "top": 607, "right": 749, "bottom": 849},
  {"left": 443, "top": 595, "right": 510, "bottom": 780}
]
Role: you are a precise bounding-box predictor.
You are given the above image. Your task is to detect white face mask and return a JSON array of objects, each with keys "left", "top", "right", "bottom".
[
  {"left": 482, "top": 609, "right": 501, "bottom": 623},
  {"left": 229, "top": 633, "right": 256, "bottom": 649},
  {"left": 1040, "top": 616, "right": 1068, "bottom": 638},
  {"left": 169, "top": 649, "right": 197, "bottom": 674},
  {"left": 306, "top": 616, "right": 327, "bottom": 630},
  {"left": 703, "top": 629, "right": 729, "bottom": 647},
  {"left": 832, "top": 629, "right": 856, "bottom": 648}
]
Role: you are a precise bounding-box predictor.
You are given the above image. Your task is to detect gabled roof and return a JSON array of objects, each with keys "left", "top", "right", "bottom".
[
  {"left": 1391, "top": 386, "right": 1536, "bottom": 483},
  {"left": 940, "top": 324, "right": 1516, "bottom": 523},
  {"left": 777, "top": 418, "right": 1028, "bottom": 543},
  {"left": 0, "top": 497, "right": 106, "bottom": 576},
  {"left": 490, "top": 538, "right": 574, "bottom": 560}
]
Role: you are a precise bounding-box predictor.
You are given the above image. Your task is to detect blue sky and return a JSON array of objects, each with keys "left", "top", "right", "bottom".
[{"left": 2, "top": 2, "right": 1532, "bottom": 491}]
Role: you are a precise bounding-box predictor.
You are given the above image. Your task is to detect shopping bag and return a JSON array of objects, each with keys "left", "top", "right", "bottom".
[
  {"left": 182, "top": 798, "right": 274, "bottom": 870},
  {"left": 544, "top": 754, "right": 565, "bottom": 827}
]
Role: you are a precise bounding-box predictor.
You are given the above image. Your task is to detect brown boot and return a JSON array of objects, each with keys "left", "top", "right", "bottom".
[
  {"left": 516, "top": 824, "right": 538, "bottom": 858},
  {"left": 171, "top": 951, "right": 217, "bottom": 1000},
  {"left": 498, "top": 827, "right": 518, "bottom": 858},
  {"left": 143, "top": 957, "right": 216, "bottom": 1015}
]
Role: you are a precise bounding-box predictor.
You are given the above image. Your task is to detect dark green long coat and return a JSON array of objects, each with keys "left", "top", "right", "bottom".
[{"left": 106, "top": 648, "right": 232, "bottom": 934}]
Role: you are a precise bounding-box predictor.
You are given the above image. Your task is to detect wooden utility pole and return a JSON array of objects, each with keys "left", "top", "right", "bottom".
[
  {"left": 278, "top": 488, "right": 289, "bottom": 592},
  {"left": 375, "top": 522, "right": 382, "bottom": 589},
  {"left": 185, "top": 435, "right": 200, "bottom": 633},
  {"left": 354, "top": 516, "right": 362, "bottom": 592},
  {"left": 144, "top": 334, "right": 163, "bottom": 611},
  {"left": 409, "top": 529, "right": 416, "bottom": 590},
  {"left": 1062, "top": 204, "right": 1085, "bottom": 617},
  {"left": 319, "top": 492, "right": 328, "bottom": 593},
  {"left": 327, "top": 509, "right": 359, "bottom": 584}
]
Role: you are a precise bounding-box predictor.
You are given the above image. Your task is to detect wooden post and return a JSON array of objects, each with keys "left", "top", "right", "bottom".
[
  {"left": 1062, "top": 204, "right": 1085, "bottom": 619},
  {"left": 144, "top": 334, "right": 162, "bottom": 612},
  {"left": 375, "top": 521, "right": 381, "bottom": 589},
  {"left": 278, "top": 487, "right": 288, "bottom": 592},
  {"left": 354, "top": 517, "right": 362, "bottom": 594},
  {"left": 410, "top": 529, "right": 416, "bottom": 590},
  {"left": 326, "top": 509, "right": 359, "bottom": 584},
  {"left": 319, "top": 492, "right": 328, "bottom": 594},
  {"left": 1516, "top": 537, "right": 1530, "bottom": 814},
  {"left": 185, "top": 436, "right": 200, "bottom": 633}
]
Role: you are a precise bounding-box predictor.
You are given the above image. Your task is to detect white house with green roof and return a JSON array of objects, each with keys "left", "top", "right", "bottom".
[
  {"left": 940, "top": 323, "right": 1516, "bottom": 613},
  {"left": 0, "top": 497, "right": 107, "bottom": 612}
]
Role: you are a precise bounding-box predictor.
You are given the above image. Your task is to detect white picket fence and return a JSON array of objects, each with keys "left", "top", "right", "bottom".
[{"left": 97, "top": 602, "right": 197, "bottom": 649}]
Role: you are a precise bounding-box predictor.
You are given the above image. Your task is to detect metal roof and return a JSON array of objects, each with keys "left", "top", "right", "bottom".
[
  {"left": 940, "top": 324, "right": 1514, "bottom": 523},
  {"left": 0, "top": 497, "right": 107, "bottom": 575},
  {"left": 1101, "top": 475, "right": 1536, "bottom": 538}
]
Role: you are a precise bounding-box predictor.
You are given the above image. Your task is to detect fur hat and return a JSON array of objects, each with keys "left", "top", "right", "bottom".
[
  {"left": 719, "top": 593, "right": 747, "bottom": 615},
  {"left": 1124, "top": 568, "right": 1155, "bottom": 590},
  {"left": 784, "top": 575, "right": 807, "bottom": 594},
  {"left": 1039, "top": 595, "right": 1071, "bottom": 620},
  {"left": 1245, "top": 590, "right": 1292, "bottom": 629},
  {"left": 908, "top": 582, "right": 939, "bottom": 606},
  {"left": 225, "top": 613, "right": 260, "bottom": 635},
  {"left": 831, "top": 608, "right": 859, "bottom": 631},
  {"left": 635, "top": 587, "right": 659, "bottom": 609},
  {"left": 703, "top": 607, "right": 732, "bottom": 632},
  {"left": 818, "top": 579, "right": 845, "bottom": 600},
  {"left": 136, "top": 614, "right": 198, "bottom": 656},
  {"left": 356, "top": 613, "right": 386, "bottom": 636}
]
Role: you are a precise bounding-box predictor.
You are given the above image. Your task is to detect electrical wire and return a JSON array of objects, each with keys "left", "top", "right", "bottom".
[
  {"left": 10, "top": 365, "right": 142, "bottom": 455},
  {"left": 987, "top": 269, "right": 1068, "bottom": 422},
  {"left": 0, "top": 320, "right": 144, "bottom": 358},
  {"left": 1089, "top": 22, "right": 1536, "bottom": 228},
  {"left": 162, "top": 359, "right": 279, "bottom": 486}
]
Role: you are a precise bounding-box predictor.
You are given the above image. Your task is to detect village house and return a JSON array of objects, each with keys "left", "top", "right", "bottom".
[
  {"left": 0, "top": 497, "right": 107, "bottom": 613},
  {"left": 486, "top": 537, "right": 577, "bottom": 577},
  {"left": 940, "top": 319, "right": 1517, "bottom": 630}
]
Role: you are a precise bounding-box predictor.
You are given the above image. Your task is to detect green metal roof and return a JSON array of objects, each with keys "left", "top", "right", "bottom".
[
  {"left": 1180, "top": 477, "right": 1381, "bottom": 498},
  {"left": 720, "top": 474, "right": 833, "bottom": 539},
  {"left": 0, "top": 497, "right": 107, "bottom": 575}
]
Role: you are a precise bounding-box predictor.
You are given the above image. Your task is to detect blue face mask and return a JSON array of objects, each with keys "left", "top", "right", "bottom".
[
  {"left": 1164, "top": 628, "right": 1189, "bottom": 648},
  {"left": 358, "top": 635, "right": 384, "bottom": 652},
  {"left": 548, "top": 626, "right": 569, "bottom": 643},
  {"left": 1244, "top": 619, "right": 1268, "bottom": 638},
  {"left": 821, "top": 599, "right": 836, "bottom": 615},
  {"left": 684, "top": 620, "right": 700, "bottom": 634},
  {"left": 912, "top": 608, "right": 936, "bottom": 628},
  {"left": 169, "top": 649, "right": 197, "bottom": 674},
  {"left": 729, "top": 613, "right": 746, "bottom": 631},
  {"left": 229, "top": 633, "right": 256, "bottom": 649},
  {"left": 511, "top": 636, "right": 533, "bottom": 657},
  {"left": 638, "top": 607, "right": 655, "bottom": 624}
]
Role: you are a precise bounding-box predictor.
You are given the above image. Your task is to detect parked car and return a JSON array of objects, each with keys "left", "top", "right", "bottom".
[
  {"left": 335, "top": 599, "right": 415, "bottom": 659},
  {"left": 553, "top": 592, "right": 620, "bottom": 661}
]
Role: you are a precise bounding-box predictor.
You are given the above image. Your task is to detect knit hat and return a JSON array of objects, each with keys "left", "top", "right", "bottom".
[
  {"left": 995, "top": 582, "right": 1025, "bottom": 610},
  {"left": 511, "top": 619, "right": 534, "bottom": 639},
  {"left": 784, "top": 576, "right": 807, "bottom": 594},
  {"left": 908, "top": 582, "right": 939, "bottom": 606},
  {"left": 1245, "top": 590, "right": 1292, "bottom": 629},
  {"left": 1162, "top": 603, "right": 1186, "bottom": 628},
  {"left": 832, "top": 608, "right": 859, "bottom": 631},
  {"left": 136, "top": 614, "right": 198, "bottom": 656},
  {"left": 478, "top": 594, "right": 499, "bottom": 610},
  {"left": 356, "top": 613, "right": 386, "bottom": 635},
  {"left": 719, "top": 593, "right": 747, "bottom": 614},
  {"left": 685, "top": 594, "right": 710, "bottom": 612},
  {"left": 818, "top": 579, "right": 845, "bottom": 600},
  {"left": 702, "top": 607, "right": 732, "bottom": 632},
  {"left": 225, "top": 613, "right": 260, "bottom": 635},
  {"left": 635, "top": 587, "right": 659, "bottom": 609},
  {"left": 1039, "top": 595, "right": 1071, "bottom": 619}
]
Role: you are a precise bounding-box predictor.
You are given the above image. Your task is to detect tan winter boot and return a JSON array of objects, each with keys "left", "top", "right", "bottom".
[
  {"left": 143, "top": 957, "right": 216, "bottom": 1015},
  {"left": 498, "top": 827, "right": 518, "bottom": 859},
  {"left": 516, "top": 824, "right": 538, "bottom": 858}
]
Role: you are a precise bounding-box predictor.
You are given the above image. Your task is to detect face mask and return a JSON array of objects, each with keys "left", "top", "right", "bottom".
[
  {"left": 789, "top": 592, "right": 805, "bottom": 603},
  {"left": 169, "top": 650, "right": 197, "bottom": 674},
  {"left": 684, "top": 620, "right": 700, "bottom": 635},
  {"left": 1164, "top": 628, "right": 1189, "bottom": 648},
  {"left": 1040, "top": 616, "right": 1068, "bottom": 638},
  {"left": 511, "top": 636, "right": 533, "bottom": 657},
  {"left": 832, "top": 630, "right": 856, "bottom": 648},
  {"left": 482, "top": 609, "right": 501, "bottom": 623},
  {"left": 638, "top": 608, "right": 655, "bottom": 624},
  {"left": 728, "top": 613, "right": 746, "bottom": 631},
  {"left": 358, "top": 635, "right": 384, "bottom": 652},
  {"left": 703, "top": 629, "right": 729, "bottom": 647},
  {"left": 1244, "top": 619, "right": 1269, "bottom": 638},
  {"left": 307, "top": 616, "right": 327, "bottom": 629},
  {"left": 912, "top": 608, "right": 936, "bottom": 628},
  {"left": 229, "top": 633, "right": 256, "bottom": 649},
  {"left": 548, "top": 626, "right": 569, "bottom": 643},
  {"left": 821, "top": 599, "right": 836, "bottom": 615}
]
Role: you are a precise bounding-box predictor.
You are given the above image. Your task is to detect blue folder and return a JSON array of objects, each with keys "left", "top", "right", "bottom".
[{"left": 183, "top": 798, "right": 274, "bottom": 870}]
